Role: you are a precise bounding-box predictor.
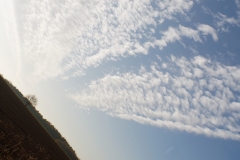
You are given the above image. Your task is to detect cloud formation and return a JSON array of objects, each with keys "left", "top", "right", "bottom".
[
  {"left": 19, "top": 0, "right": 195, "bottom": 80},
  {"left": 10, "top": 0, "right": 240, "bottom": 142},
  {"left": 202, "top": 4, "right": 240, "bottom": 32},
  {"left": 197, "top": 24, "right": 218, "bottom": 41},
  {"left": 154, "top": 24, "right": 217, "bottom": 49},
  {"left": 71, "top": 55, "right": 240, "bottom": 140}
]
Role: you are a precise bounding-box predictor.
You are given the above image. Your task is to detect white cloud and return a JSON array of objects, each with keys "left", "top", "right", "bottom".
[
  {"left": 17, "top": 0, "right": 195, "bottom": 81},
  {"left": 212, "top": 12, "right": 240, "bottom": 32},
  {"left": 197, "top": 24, "right": 218, "bottom": 41},
  {"left": 157, "top": 0, "right": 194, "bottom": 20},
  {"left": 193, "top": 68, "right": 203, "bottom": 78},
  {"left": 154, "top": 24, "right": 217, "bottom": 49},
  {"left": 71, "top": 55, "right": 240, "bottom": 140},
  {"left": 179, "top": 25, "right": 202, "bottom": 42},
  {"left": 202, "top": 4, "right": 240, "bottom": 32},
  {"left": 215, "top": 13, "right": 239, "bottom": 26},
  {"left": 236, "top": 0, "right": 240, "bottom": 9}
]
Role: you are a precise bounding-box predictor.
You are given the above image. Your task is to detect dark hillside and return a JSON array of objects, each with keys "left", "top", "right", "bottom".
[
  {"left": 4, "top": 78, "right": 79, "bottom": 160},
  {"left": 0, "top": 75, "right": 70, "bottom": 159}
]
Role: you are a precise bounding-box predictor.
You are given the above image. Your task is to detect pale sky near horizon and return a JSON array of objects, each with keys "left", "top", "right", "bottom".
[{"left": 1, "top": 0, "right": 240, "bottom": 160}]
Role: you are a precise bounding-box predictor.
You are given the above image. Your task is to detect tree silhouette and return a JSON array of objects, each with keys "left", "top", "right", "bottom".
[{"left": 25, "top": 95, "right": 38, "bottom": 107}]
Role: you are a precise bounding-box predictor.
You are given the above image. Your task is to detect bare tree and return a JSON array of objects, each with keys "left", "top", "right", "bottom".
[{"left": 25, "top": 95, "right": 38, "bottom": 107}]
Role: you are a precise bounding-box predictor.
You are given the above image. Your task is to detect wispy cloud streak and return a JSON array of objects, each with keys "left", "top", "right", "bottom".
[{"left": 0, "top": 1, "right": 22, "bottom": 78}]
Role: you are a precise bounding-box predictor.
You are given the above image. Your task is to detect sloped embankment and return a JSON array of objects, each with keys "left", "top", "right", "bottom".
[
  {"left": 4, "top": 77, "right": 79, "bottom": 160},
  {"left": 0, "top": 76, "right": 70, "bottom": 159}
]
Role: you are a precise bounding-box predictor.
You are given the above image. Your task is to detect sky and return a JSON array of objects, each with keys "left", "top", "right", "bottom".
[{"left": 1, "top": 0, "right": 240, "bottom": 159}]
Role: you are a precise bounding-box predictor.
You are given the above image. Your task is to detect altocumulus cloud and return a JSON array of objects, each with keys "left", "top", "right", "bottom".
[
  {"left": 15, "top": 0, "right": 240, "bottom": 141},
  {"left": 71, "top": 55, "right": 240, "bottom": 140},
  {"left": 19, "top": 0, "right": 194, "bottom": 80}
]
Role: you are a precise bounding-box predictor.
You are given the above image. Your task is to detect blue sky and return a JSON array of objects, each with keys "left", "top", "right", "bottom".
[{"left": 1, "top": 0, "right": 240, "bottom": 159}]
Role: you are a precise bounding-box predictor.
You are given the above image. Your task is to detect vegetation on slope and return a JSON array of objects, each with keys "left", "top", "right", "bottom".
[
  {"left": 3, "top": 75, "right": 79, "bottom": 160},
  {"left": 0, "top": 114, "right": 53, "bottom": 159}
]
